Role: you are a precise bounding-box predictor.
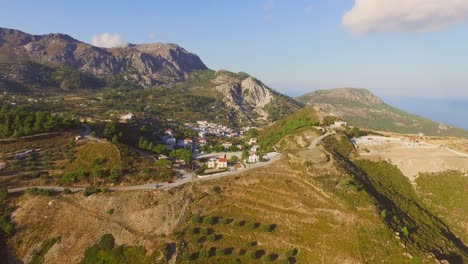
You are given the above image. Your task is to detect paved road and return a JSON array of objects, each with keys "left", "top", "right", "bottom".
[{"left": 7, "top": 152, "right": 282, "bottom": 194}]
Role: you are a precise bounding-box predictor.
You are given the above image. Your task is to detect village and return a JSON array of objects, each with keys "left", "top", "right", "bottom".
[{"left": 161, "top": 121, "right": 264, "bottom": 177}]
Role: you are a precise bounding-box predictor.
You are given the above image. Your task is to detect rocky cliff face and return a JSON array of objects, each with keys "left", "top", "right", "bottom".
[
  {"left": 212, "top": 72, "right": 300, "bottom": 123},
  {"left": 0, "top": 27, "right": 207, "bottom": 87}
]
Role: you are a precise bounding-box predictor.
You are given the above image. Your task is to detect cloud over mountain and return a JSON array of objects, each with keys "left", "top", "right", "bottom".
[
  {"left": 343, "top": 0, "right": 468, "bottom": 34},
  {"left": 91, "top": 33, "right": 127, "bottom": 48}
]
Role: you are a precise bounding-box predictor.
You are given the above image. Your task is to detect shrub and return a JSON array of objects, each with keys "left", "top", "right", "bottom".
[
  {"left": 262, "top": 254, "right": 272, "bottom": 262},
  {"left": 200, "top": 228, "right": 209, "bottom": 236},
  {"left": 401, "top": 226, "right": 410, "bottom": 237},
  {"left": 207, "top": 234, "right": 216, "bottom": 241},
  {"left": 247, "top": 250, "right": 256, "bottom": 259},
  {"left": 203, "top": 216, "right": 214, "bottom": 224},
  {"left": 0, "top": 188, "right": 8, "bottom": 201},
  {"left": 213, "top": 186, "right": 222, "bottom": 193},
  {"left": 286, "top": 248, "right": 298, "bottom": 258},
  {"left": 261, "top": 224, "right": 274, "bottom": 232},
  {"left": 181, "top": 251, "right": 191, "bottom": 261},
  {"left": 63, "top": 188, "right": 72, "bottom": 194},
  {"left": 106, "top": 208, "right": 114, "bottom": 215},
  {"left": 98, "top": 234, "right": 115, "bottom": 251},
  {"left": 83, "top": 187, "right": 98, "bottom": 196},
  {"left": 199, "top": 248, "right": 207, "bottom": 258},
  {"left": 191, "top": 215, "right": 202, "bottom": 223},
  {"left": 25, "top": 187, "right": 53, "bottom": 196},
  {"left": 215, "top": 248, "right": 224, "bottom": 256}
]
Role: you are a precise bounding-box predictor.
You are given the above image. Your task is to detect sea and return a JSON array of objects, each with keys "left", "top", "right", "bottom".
[{"left": 382, "top": 97, "right": 468, "bottom": 130}]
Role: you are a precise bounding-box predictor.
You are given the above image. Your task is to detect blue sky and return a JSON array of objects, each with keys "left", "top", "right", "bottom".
[{"left": 1, "top": 0, "right": 468, "bottom": 97}]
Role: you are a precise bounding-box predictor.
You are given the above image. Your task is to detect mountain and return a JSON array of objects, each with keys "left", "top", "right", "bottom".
[
  {"left": 296, "top": 88, "right": 468, "bottom": 137},
  {"left": 0, "top": 27, "right": 207, "bottom": 88},
  {"left": 0, "top": 27, "right": 301, "bottom": 125}
]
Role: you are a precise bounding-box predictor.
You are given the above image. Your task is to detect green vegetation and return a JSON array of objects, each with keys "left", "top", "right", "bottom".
[
  {"left": 323, "top": 139, "right": 468, "bottom": 263},
  {"left": 80, "top": 234, "right": 159, "bottom": 264},
  {"left": 169, "top": 149, "right": 193, "bottom": 164},
  {"left": 416, "top": 170, "right": 468, "bottom": 242},
  {"left": 24, "top": 187, "right": 54, "bottom": 196},
  {"left": 29, "top": 237, "right": 61, "bottom": 264},
  {"left": 0, "top": 105, "right": 78, "bottom": 138},
  {"left": 83, "top": 186, "right": 108, "bottom": 196},
  {"left": 260, "top": 107, "right": 319, "bottom": 151}
]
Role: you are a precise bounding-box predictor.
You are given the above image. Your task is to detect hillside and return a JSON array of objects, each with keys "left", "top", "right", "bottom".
[
  {"left": 0, "top": 27, "right": 301, "bottom": 125},
  {"left": 296, "top": 88, "right": 468, "bottom": 137}
]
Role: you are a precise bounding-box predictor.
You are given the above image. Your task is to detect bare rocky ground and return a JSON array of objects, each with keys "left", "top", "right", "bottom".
[{"left": 358, "top": 142, "right": 468, "bottom": 182}]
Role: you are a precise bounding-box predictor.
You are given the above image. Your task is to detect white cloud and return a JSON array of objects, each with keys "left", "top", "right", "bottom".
[
  {"left": 91, "top": 33, "right": 127, "bottom": 48},
  {"left": 148, "top": 32, "right": 157, "bottom": 42},
  {"left": 304, "top": 4, "right": 312, "bottom": 15},
  {"left": 343, "top": 0, "right": 468, "bottom": 34}
]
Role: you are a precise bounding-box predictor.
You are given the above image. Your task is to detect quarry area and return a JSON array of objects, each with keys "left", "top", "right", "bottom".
[{"left": 354, "top": 135, "right": 468, "bottom": 182}]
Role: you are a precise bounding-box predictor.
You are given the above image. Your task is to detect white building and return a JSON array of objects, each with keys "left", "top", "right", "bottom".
[
  {"left": 332, "top": 121, "right": 347, "bottom": 128},
  {"left": 222, "top": 142, "right": 233, "bottom": 149},
  {"left": 248, "top": 154, "right": 260, "bottom": 163},
  {"left": 207, "top": 157, "right": 228, "bottom": 169}
]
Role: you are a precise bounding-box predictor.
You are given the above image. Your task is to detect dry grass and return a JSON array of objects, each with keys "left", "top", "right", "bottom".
[
  {"left": 8, "top": 130, "right": 421, "bottom": 263},
  {"left": 66, "top": 141, "right": 121, "bottom": 171}
]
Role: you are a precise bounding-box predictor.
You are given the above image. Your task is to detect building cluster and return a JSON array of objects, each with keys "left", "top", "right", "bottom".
[
  {"left": 163, "top": 128, "right": 194, "bottom": 150},
  {"left": 185, "top": 121, "right": 238, "bottom": 138}
]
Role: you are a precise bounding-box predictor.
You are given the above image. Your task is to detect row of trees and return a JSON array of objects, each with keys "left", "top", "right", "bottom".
[
  {"left": 0, "top": 106, "right": 78, "bottom": 138},
  {"left": 138, "top": 136, "right": 167, "bottom": 155}
]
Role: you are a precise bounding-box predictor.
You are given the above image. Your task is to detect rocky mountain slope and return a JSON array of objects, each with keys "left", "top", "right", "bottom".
[
  {"left": 0, "top": 27, "right": 301, "bottom": 125},
  {"left": 0, "top": 27, "right": 207, "bottom": 87},
  {"left": 210, "top": 71, "right": 302, "bottom": 123},
  {"left": 297, "top": 88, "right": 468, "bottom": 137}
]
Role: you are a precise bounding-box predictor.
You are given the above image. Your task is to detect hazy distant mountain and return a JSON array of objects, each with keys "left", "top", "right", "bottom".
[{"left": 296, "top": 88, "right": 468, "bottom": 137}]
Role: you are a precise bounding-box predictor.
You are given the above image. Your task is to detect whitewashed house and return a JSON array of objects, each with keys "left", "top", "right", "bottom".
[
  {"left": 248, "top": 153, "right": 260, "bottom": 163},
  {"left": 207, "top": 157, "right": 228, "bottom": 169}
]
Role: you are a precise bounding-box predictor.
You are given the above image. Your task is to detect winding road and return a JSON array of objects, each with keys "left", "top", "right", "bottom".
[
  {"left": 7, "top": 152, "right": 282, "bottom": 194},
  {"left": 6, "top": 125, "right": 334, "bottom": 194}
]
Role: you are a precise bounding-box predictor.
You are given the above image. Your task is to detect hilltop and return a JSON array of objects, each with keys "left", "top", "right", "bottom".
[{"left": 296, "top": 88, "right": 468, "bottom": 137}]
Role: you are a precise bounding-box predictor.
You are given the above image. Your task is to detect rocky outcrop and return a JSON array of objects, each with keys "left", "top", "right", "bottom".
[
  {"left": 0, "top": 27, "right": 207, "bottom": 87},
  {"left": 213, "top": 72, "right": 278, "bottom": 123}
]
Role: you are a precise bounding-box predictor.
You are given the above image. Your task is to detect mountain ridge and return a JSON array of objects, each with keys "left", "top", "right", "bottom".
[
  {"left": 296, "top": 87, "right": 468, "bottom": 137},
  {"left": 0, "top": 27, "right": 207, "bottom": 87}
]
